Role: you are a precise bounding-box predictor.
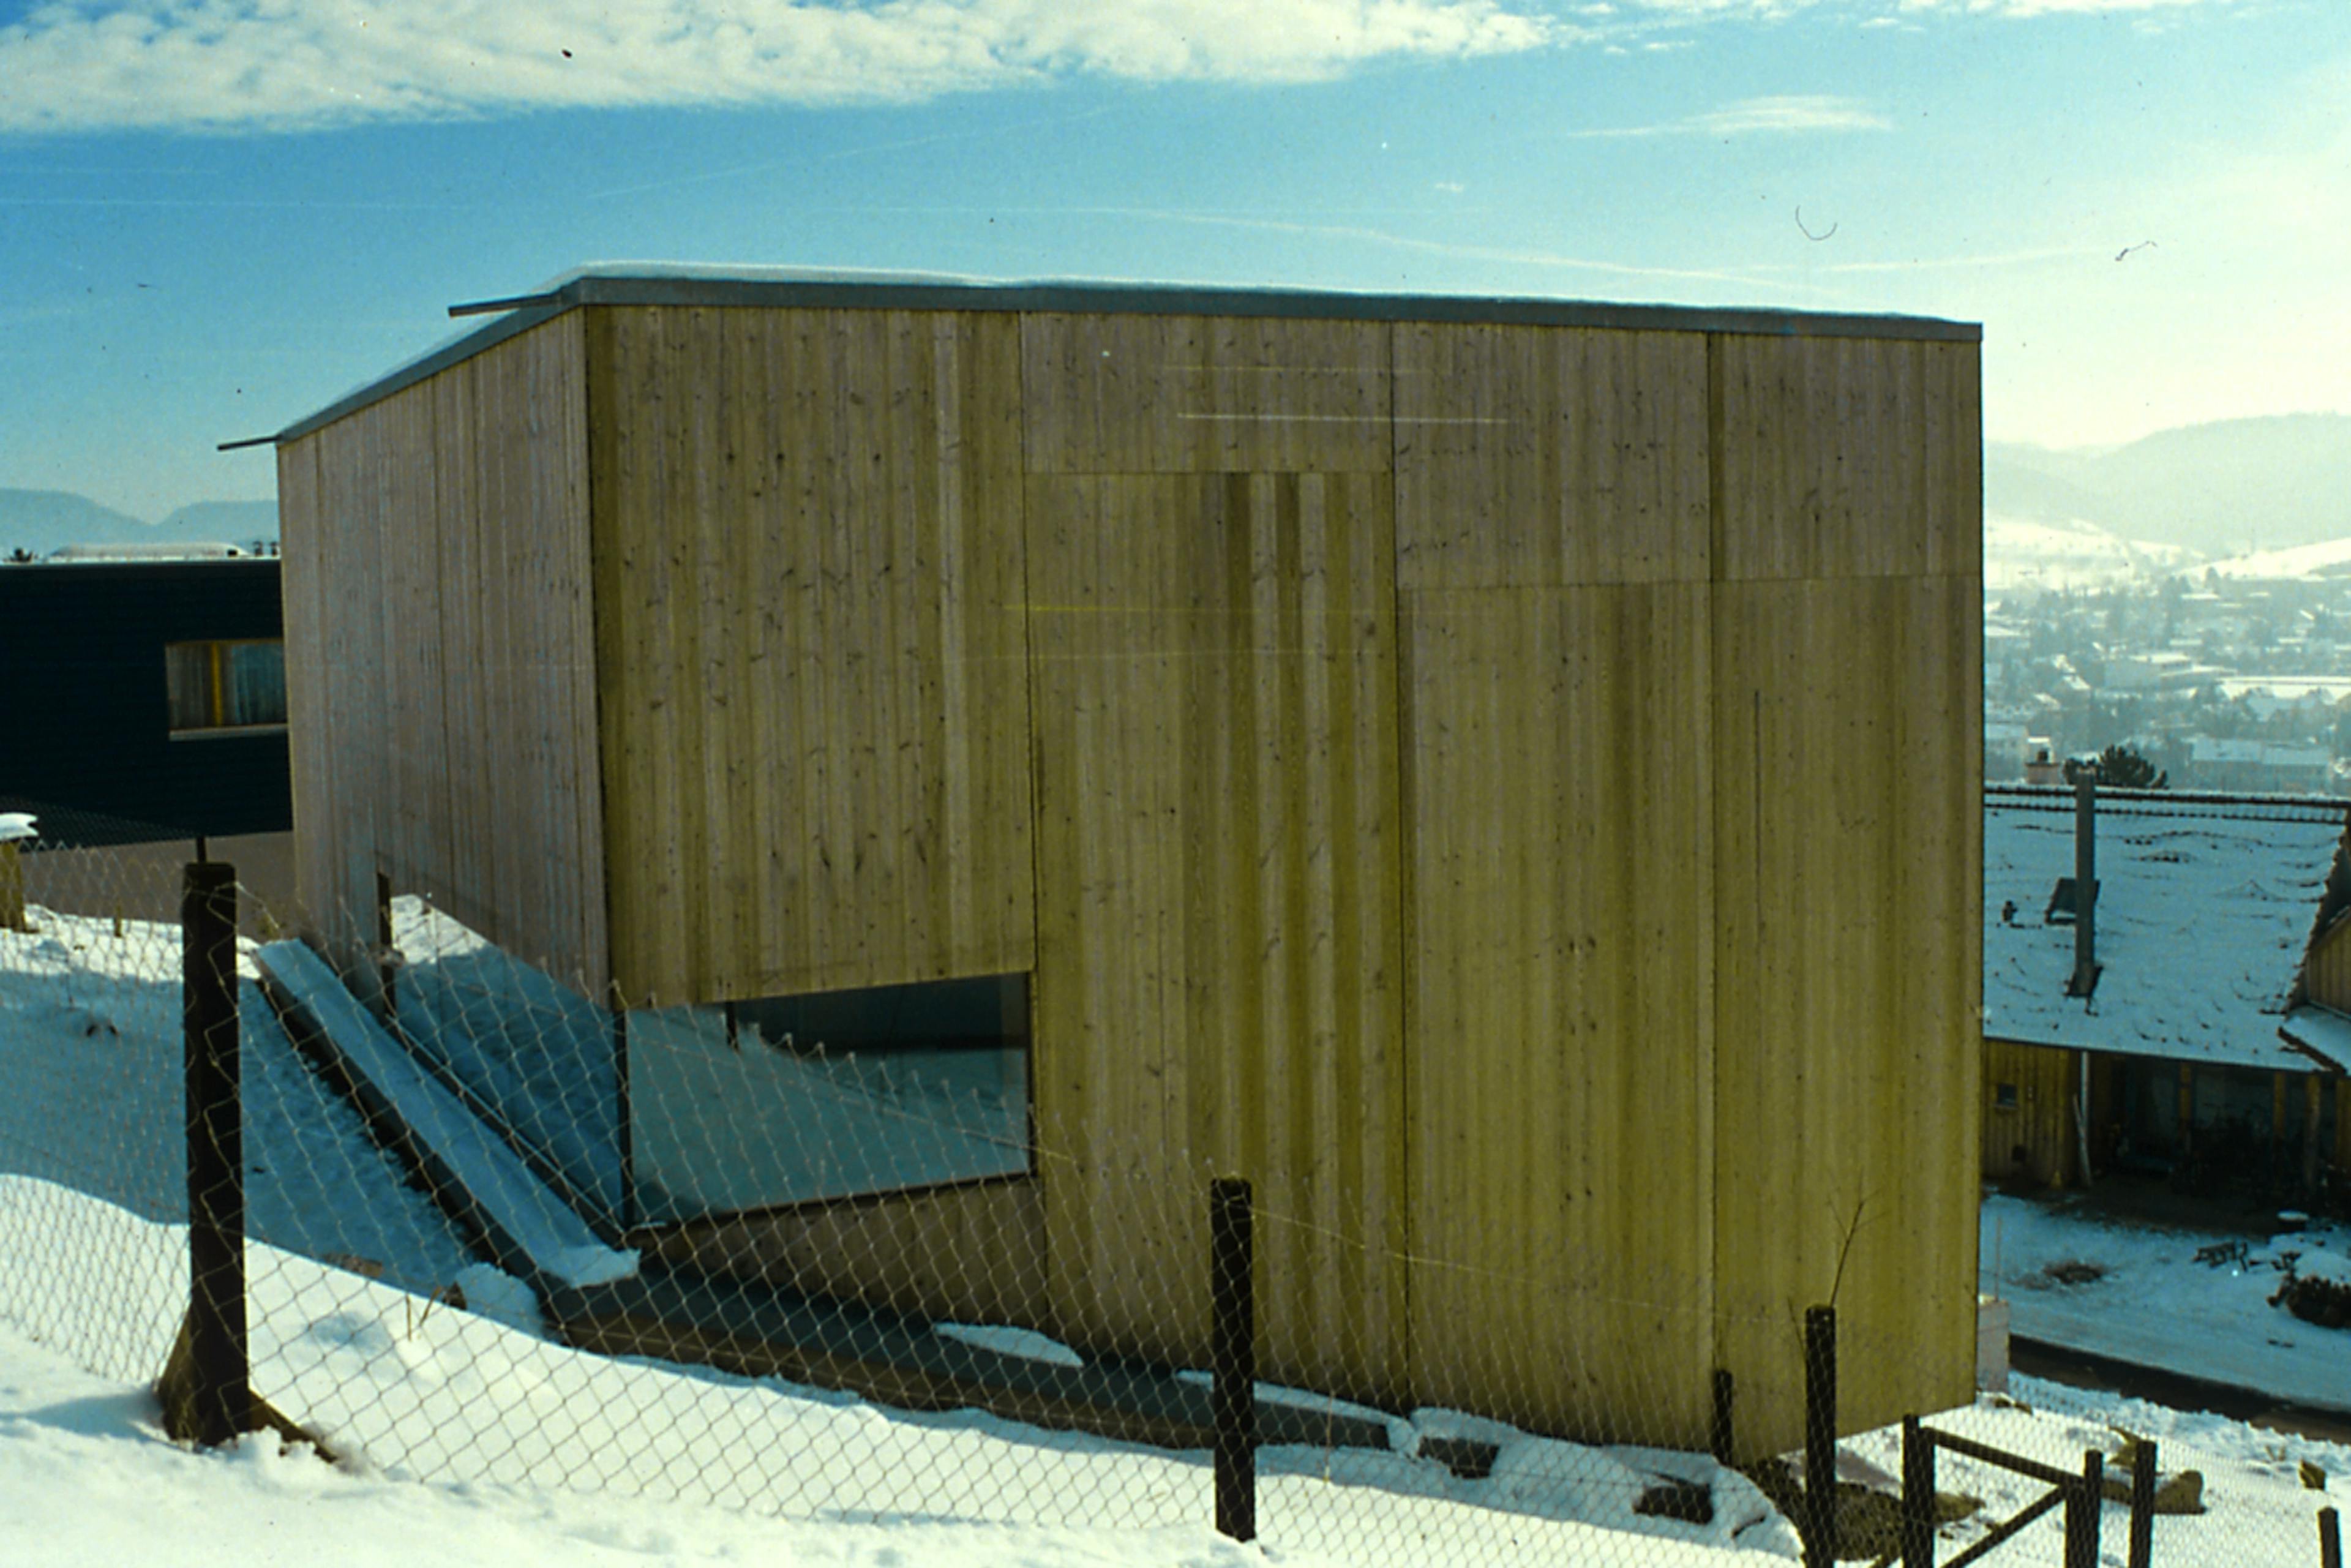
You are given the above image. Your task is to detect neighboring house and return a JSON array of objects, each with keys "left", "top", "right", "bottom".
[
  {"left": 2186, "top": 738, "right": 2336, "bottom": 795},
  {"left": 265, "top": 266, "right": 1984, "bottom": 1457},
  {"left": 1982, "top": 784, "right": 2351, "bottom": 1192},
  {"left": 2281, "top": 902, "right": 2351, "bottom": 1180},
  {"left": 0, "top": 557, "right": 295, "bottom": 922}
]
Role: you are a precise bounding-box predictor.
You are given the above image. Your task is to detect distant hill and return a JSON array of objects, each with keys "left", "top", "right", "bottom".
[
  {"left": 1985, "top": 515, "right": 2197, "bottom": 593},
  {"left": 1989, "top": 414, "right": 2351, "bottom": 560},
  {"left": 0, "top": 489, "right": 277, "bottom": 558},
  {"left": 0, "top": 489, "right": 149, "bottom": 556}
]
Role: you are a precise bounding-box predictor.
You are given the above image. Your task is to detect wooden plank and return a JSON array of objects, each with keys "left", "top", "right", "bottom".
[
  {"left": 376, "top": 385, "right": 450, "bottom": 931},
  {"left": 2307, "top": 918, "right": 2351, "bottom": 1013},
  {"left": 1712, "top": 337, "right": 1981, "bottom": 582},
  {"left": 588, "top": 306, "right": 1035, "bottom": 1007},
  {"left": 1398, "top": 581, "right": 1716, "bottom": 1446},
  {"left": 1021, "top": 313, "right": 1393, "bottom": 475},
  {"left": 1980, "top": 1037, "right": 2077, "bottom": 1187},
  {"left": 1023, "top": 470, "right": 1408, "bottom": 1403},
  {"left": 1709, "top": 573, "right": 1982, "bottom": 1455},
  {"left": 274, "top": 436, "right": 333, "bottom": 937},
  {"left": 285, "top": 318, "right": 604, "bottom": 992},
  {"left": 1393, "top": 323, "right": 1711, "bottom": 590},
  {"left": 306, "top": 408, "right": 395, "bottom": 972}
]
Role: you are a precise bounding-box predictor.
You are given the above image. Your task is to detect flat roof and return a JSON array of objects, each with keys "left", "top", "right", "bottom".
[{"left": 266, "top": 263, "right": 1983, "bottom": 446}]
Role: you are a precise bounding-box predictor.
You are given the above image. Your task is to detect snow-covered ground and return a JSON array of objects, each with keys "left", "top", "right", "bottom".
[
  {"left": 0, "top": 1314, "right": 1277, "bottom": 1568},
  {"left": 1982, "top": 1190, "right": 2351, "bottom": 1414},
  {"left": 4, "top": 1234, "right": 2347, "bottom": 1567},
  {"left": 10, "top": 898, "right": 2351, "bottom": 1566},
  {"left": 1853, "top": 1370, "right": 2347, "bottom": 1566},
  {"left": 1, "top": 905, "right": 1783, "bottom": 1563},
  {"left": 0, "top": 906, "right": 479, "bottom": 1381}
]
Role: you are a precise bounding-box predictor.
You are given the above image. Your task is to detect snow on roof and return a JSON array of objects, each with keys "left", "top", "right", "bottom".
[
  {"left": 1984, "top": 789, "right": 2350, "bottom": 1071},
  {"left": 2279, "top": 1005, "right": 2351, "bottom": 1073},
  {"left": 45, "top": 541, "right": 247, "bottom": 561}
]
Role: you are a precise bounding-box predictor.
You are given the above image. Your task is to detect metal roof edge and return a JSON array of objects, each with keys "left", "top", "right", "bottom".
[
  {"left": 271, "top": 269, "right": 1980, "bottom": 445},
  {"left": 272, "top": 302, "right": 568, "bottom": 446},
  {"left": 546, "top": 271, "right": 1982, "bottom": 342}
]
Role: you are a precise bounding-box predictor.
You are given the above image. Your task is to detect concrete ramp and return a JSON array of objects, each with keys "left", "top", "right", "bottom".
[{"left": 255, "top": 940, "right": 636, "bottom": 1299}]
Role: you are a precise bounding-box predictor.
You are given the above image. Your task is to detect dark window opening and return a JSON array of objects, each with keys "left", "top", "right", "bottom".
[
  {"left": 1995, "top": 1082, "right": 2020, "bottom": 1111},
  {"left": 167, "top": 639, "right": 287, "bottom": 733}
]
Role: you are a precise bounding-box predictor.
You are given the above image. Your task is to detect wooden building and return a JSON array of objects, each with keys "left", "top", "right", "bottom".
[{"left": 272, "top": 268, "right": 1982, "bottom": 1455}]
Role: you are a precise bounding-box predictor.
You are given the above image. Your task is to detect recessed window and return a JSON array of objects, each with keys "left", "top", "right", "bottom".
[
  {"left": 1995, "top": 1082, "right": 2020, "bottom": 1111},
  {"left": 167, "top": 640, "right": 287, "bottom": 733},
  {"left": 630, "top": 973, "right": 1032, "bottom": 1223}
]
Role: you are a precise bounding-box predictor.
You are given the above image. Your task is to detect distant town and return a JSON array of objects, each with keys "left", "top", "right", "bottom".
[{"left": 1989, "top": 557, "right": 2351, "bottom": 794}]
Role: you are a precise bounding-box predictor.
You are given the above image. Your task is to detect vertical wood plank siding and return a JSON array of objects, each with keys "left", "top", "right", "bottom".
[
  {"left": 278, "top": 317, "right": 607, "bottom": 989},
  {"left": 586, "top": 307, "right": 1036, "bottom": 1005},
  {"left": 1022, "top": 466, "right": 1407, "bottom": 1400},
  {"left": 1391, "top": 323, "right": 1719, "bottom": 1442},
  {"left": 1981, "top": 1038, "right": 2079, "bottom": 1187},
  {"left": 1708, "top": 336, "right": 1983, "bottom": 1452},
  {"left": 1016, "top": 315, "right": 1405, "bottom": 1400},
  {"left": 2306, "top": 918, "right": 2351, "bottom": 1013},
  {"left": 295, "top": 298, "right": 1979, "bottom": 1452}
]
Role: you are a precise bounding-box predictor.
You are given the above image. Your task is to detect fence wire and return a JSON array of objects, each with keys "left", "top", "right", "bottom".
[{"left": 4, "top": 839, "right": 2350, "bottom": 1566}]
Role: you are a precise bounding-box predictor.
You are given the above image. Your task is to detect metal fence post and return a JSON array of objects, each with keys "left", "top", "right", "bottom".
[
  {"left": 2322, "top": 1505, "right": 2344, "bottom": 1568},
  {"left": 1804, "top": 1305, "right": 1837, "bottom": 1568},
  {"left": 1900, "top": 1415, "right": 1935, "bottom": 1568},
  {"left": 1210, "top": 1176, "right": 1256, "bottom": 1543},
  {"left": 2128, "top": 1436, "right": 2156, "bottom": 1568},
  {"left": 2064, "top": 1447, "right": 2103, "bottom": 1568},
  {"left": 179, "top": 860, "right": 248, "bottom": 1446}
]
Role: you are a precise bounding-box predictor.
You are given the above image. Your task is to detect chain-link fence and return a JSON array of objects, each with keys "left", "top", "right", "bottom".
[{"left": 6, "top": 837, "right": 2351, "bottom": 1565}]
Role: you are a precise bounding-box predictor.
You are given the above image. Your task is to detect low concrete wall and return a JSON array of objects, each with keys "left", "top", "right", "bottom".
[{"left": 1977, "top": 1295, "right": 2012, "bottom": 1394}]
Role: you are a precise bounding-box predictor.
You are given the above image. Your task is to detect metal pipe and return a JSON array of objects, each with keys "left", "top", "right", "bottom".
[{"left": 2069, "top": 765, "right": 2099, "bottom": 998}]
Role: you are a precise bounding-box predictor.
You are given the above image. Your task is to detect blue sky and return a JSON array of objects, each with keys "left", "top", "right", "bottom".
[{"left": 1, "top": 0, "right": 2344, "bottom": 522}]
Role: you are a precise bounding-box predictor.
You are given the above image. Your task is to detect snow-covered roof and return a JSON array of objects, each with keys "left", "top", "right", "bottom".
[
  {"left": 1984, "top": 788, "right": 2350, "bottom": 1071},
  {"left": 44, "top": 541, "right": 247, "bottom": 561}
]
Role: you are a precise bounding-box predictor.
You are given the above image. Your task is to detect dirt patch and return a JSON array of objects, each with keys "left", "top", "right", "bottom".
[
  {"left": 2041, "top": 1259, "right": 2109, "bottom": 1286},
  {"left": 1742, "top": 1456, "right": 1978, "bottom": 1562},
  {"left": 2272, "top": 1272, "right": 2351, "bottom": 1329}
]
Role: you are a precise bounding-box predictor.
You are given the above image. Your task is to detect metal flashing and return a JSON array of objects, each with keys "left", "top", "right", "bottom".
[
  {"left": 278, "top": 266, "right": 1982, "bottom": 445},
  {"left": 273, "top": 302, "right": 569, "bottom": 446}
]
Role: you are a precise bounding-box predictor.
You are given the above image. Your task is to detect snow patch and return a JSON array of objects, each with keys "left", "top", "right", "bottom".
[{"left": 934, "top": 1322, "right": 1084, "bottom": 1368}]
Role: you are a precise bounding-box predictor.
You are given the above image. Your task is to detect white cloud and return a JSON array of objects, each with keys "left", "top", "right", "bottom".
[
  {"left": 1693, "top": 93, "right": 1889, "bottom": 132},
  {"left": 1568, "top": 92, "right": 1891, "bottom": 138},
  {"left": 1629, "top": 0, "right": 2226, "bottom": 13},
  {"left": 0, "top": 0, "right": 1556, "bottom": 134},
  {"left": 0, "top": 0, "right": 2267, "bottom": 136}
]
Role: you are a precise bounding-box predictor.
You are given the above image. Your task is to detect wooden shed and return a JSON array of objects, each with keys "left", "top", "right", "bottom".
[
  {"left": 272, "top": 268, "right": 1983, "bottom": 1457},
  {"left": 1982, "top": 786, "right": 2351, "bottom": 1191}
]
